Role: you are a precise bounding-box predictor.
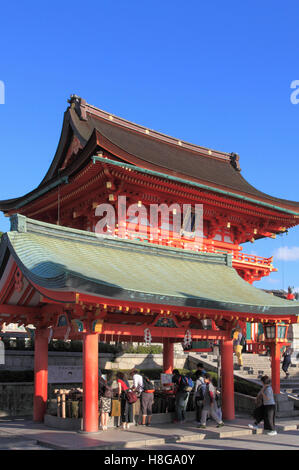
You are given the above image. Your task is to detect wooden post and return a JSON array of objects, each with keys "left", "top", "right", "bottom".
[
  {"left": 270, "top": 342, "right": 281, "bottom": 395},
  {"left": 82, "top": 332, "right": 99, "bottom": 432},
  {"left": 33, "top": 328, "right": 48, "bottom": 422},
  {"left": 221, "top": 338, "right": 235, "bottom": 420},
  {"left": 163, "top": 339, "right": 174, "bottom": 374}
]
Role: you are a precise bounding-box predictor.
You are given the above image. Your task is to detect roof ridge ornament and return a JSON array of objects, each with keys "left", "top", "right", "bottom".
[
  {"left": 68, "top": 94, "right": 87, "bottom": 121},
  {"left": 230, "top": 152, "right": 241, "bottom": 172},
  {"left": 10, "top": 214, "right": 27, "bottom": 233}
]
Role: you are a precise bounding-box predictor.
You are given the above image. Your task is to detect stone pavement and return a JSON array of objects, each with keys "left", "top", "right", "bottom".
[{"left": 0, "top": 415, "right": 299, "bottom": 450}]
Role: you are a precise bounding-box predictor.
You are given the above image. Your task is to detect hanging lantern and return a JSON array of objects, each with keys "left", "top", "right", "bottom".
[
  {"left": 144, "top": 328, "right": 152, "bottom": 345},
  {"left": 183, "top": 329, "right": 192, "bottom": 349}
]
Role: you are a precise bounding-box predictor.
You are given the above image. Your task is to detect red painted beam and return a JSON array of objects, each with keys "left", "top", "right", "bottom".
[
  {"left": 0, "top": 304, "right": 41, "bottom": 315},
  {"left": 100, "top": 323, "right": 230, "bottom": 340}
]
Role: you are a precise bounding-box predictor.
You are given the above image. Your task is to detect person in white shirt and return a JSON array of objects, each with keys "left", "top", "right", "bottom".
[
  {"left": 131, "top": 368, "right": 144, "bottom": 393},
  {"left": 130, "top": 368, "right": 143, "bottom": 425}
]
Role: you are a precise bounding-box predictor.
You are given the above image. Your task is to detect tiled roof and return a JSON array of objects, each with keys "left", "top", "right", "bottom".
[{"left": 1, "top": 214, "right": 299, "bottom": 316}]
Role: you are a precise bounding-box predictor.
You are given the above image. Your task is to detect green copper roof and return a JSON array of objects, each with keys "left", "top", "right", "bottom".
[{"left": 1, "top": 214, "right": 299, "bottom": 316}]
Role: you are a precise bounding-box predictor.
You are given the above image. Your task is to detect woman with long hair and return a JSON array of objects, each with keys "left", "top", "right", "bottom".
[{"left": 116, "top": 371, "right": 133, "bottom": 430}]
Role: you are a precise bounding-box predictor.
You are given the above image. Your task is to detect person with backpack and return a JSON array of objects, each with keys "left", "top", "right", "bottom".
[
  {"left": 172, "top": 369, "right": 193, "bottom": 423},
  {"left": 99, "top": 371, "right": 114, "bottom": 431},
  {"left": 193, "top": 370, "right": 205, "bottom": 423},
  {"left": 248, "top": 375, "right": 277, "bottom": 435},
  {"left": 198, "top": 374, "right": 224, "bottom": 429},
  {"left": 140, "top": 374, "right": 155, "bottom": 426},
  {"left": 116, "top": 371, "right": 134, "bottom": 430}
]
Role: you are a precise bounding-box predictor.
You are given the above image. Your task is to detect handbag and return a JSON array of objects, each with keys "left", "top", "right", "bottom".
[
  {"left": 125, "top": 389, "right": 138, "bottom": 404},
  {"left": 111, "top": 398, "right": 121, "bottom": 417}
]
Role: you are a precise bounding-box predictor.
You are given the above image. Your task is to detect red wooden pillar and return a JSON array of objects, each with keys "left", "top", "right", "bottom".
[
  {"left": 163, "top": 339, "right": 174, "bottom": 374},
  {"left": 82, "top": 332, "right": 99, "bottom": 432},
  {"left": 221, "top": 338, "right": 235, "bottom": 420},
  {"left": 34, "top": 328, "right": 48, "bottom": 422},
  {"left": 270, "top": 342, "right": 281, "bottom": 395}
]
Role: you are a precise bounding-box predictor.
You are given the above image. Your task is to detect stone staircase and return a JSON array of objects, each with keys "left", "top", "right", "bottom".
[{"left": 190, "top": 352, "right": 299, "bottom": 381}]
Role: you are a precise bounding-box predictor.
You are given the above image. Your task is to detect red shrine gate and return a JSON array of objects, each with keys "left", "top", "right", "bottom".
[
  {"left": 0, "top": 215, "right": 298, "bottom": 432},
  {"left": 0, "top": 96, "right": 299, "bottom": 432}
]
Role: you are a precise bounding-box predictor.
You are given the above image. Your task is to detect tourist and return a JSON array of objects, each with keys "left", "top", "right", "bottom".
[
  {"left": 248, "top": 375, "right": 277, "bottom": 436},
  {"left": 197, "top": 374, "right": 224, "bottom": 429},
  {"left": 99, "top": 371, "right": 114, "bottom": 431},
  {"left": 130, "top": 368, "right": 143, "bottom": 425},
  {"left": 196, "top": 362, "right": 206, "bottom": 376},
  {"left": 130, "top": 368, "right": 143, "bottom": 394},
  {"left": 211, "top": 376, "right": 222, "bottom": 422},
  {"left": 282, "top": 346, "right": 293, "bottom": 378},
  {"left": 140, "top": 374, "right": 155, "bottom": 426},
  {"left": 193, "top": 370, "right": 205, "bottom": 423},
  {"left": 233, "top": 328, "right": 243, "bottom": 367},
  {"left": 116, "top": 371, "right": 133, "bottom": 430},
  {"left": 248, "top": 387, "right": 264, "bottom": 431},
  {"left": 172, "top": 369, "right": 191, "bottom": 423}
]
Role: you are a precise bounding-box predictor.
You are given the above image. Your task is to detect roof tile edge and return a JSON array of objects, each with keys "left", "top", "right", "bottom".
[{"left": 8, "top": 214, "right": 230, "bottom": 265}]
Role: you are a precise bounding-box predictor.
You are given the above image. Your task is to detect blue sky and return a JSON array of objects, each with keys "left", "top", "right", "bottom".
[{"left": 0, "top": 0, "right": 298, "bottom": 291}]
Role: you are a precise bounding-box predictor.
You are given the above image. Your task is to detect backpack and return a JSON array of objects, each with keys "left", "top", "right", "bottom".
[
  {"left": 180, "top": 375, "right": 194, "bottom": 392},
  {"left": 240, "top": 335, "right": 246, "bottom": 347},
  {"left": 103, "top": 382, "right": 113, "bottom": 398},
  {"left": 197, "top": 384, "right": 205, "bottom": 400},
  {"left": 142, "top": 376, "right": 154, "bottom": 392}
]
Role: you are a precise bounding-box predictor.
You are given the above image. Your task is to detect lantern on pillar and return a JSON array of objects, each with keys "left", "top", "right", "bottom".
[
  {"left": 263, "top": 322, "right": 289, "bottom": 342},
  {"left": 262, "top": 321, "right": 289, "bottom": 395}
]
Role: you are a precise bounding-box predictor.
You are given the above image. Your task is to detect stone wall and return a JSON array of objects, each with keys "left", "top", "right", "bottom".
[
  {"left": 0, "top": 351, "right": 188, "bottom": 372},
  {"left": 0, "top": 382, "right": 34, "bottom": 417}
]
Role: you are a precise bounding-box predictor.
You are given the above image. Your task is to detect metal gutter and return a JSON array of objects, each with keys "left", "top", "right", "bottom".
[{"left": 12, "top": 176, "right": 69, "bottom": 210}]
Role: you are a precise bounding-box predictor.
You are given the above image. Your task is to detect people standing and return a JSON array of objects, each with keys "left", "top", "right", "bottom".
[
  {"left": 248, "top": 375, "right": 277, "bottom": 436},
  {"left": 172, "top": 369, "right": 191, "bottom": 424},
  {"left": 193, "top": 370, "right": 205, "bottom": 423},
  {"left": 198, "top": 374, "right": 224, "bottom": 429},
  {"left": 131, "top": 368, "right": 143, "bottom": 393},
  {"left": 233, "top": 328, "right": 244, "bottom": 367},
  {"left": 282, "top": 346, "right": 293, "bottom": 378},
  {"left": 116, "top": 371, "right": 133, "bottom": 430},
  {"left": 99, "top": 371, "right": 114, "bottom": 431},
  {"left": 140, "top": 374, "right": 155, "bottom": 426},
  {"left": 130, "top": 368, "right": 143, "bottom": 425}
]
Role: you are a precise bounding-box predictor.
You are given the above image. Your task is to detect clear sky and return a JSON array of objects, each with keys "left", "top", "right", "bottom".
[{"left": 0, "top": 0, "right": 298, "bottom": 292}]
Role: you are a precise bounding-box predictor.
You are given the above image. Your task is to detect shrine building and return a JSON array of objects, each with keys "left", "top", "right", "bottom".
[{"left": 0, "top": 95, "right": 299, "bottom": 432}]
